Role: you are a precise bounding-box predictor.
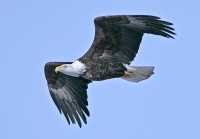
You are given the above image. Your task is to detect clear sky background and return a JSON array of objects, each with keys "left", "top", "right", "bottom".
[{"left": 0, "top": 0, "right": 199, "bottom": 139}]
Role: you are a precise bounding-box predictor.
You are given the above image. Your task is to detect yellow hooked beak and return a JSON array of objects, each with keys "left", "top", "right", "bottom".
[{"left": 55, "top": 65, "right": 65, "bottom": 73}]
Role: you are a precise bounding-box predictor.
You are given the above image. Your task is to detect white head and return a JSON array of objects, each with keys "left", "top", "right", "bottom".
[{"left": 55, "top": 61, "right": 86, "bottom": 77}]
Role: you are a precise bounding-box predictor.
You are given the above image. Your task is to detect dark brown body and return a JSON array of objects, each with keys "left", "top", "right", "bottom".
[{"left": 82, "top": 59, "right": 126, "bottom": 81}]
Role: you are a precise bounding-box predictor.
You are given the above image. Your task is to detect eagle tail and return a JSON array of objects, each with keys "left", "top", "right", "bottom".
[{"left": 122, "top": 65, "right": 154, "bottom": 82}]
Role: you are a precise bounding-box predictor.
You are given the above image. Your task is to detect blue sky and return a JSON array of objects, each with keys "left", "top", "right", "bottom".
[{"left": 0, "top": 0, "right": 199, "bottom": 139}]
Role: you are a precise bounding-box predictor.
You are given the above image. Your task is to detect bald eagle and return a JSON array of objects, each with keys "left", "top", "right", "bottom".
[{"left": 44, "top": 15, "right": 175, "bottom": 127}]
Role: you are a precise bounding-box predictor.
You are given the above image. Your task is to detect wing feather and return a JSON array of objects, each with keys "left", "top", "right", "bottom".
[
  {"left": 45, "top": 62, "right": 91, "bottom": 127},
  {"left": 80, "top": 15, "right": 175, "bottom": 64}
]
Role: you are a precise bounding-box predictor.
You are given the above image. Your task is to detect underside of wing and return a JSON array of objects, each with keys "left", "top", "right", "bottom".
[
  {"left": 80, "top": 15, "right": 175, "bottom": 64},
  {"left": 45, "top": 62, "right": 91, "bottom": 127}
]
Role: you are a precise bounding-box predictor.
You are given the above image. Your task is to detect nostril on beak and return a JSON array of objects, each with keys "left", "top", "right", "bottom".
[
  {"left": 55, "top": 65, "right": 65, "bottom": 73},
  {"left": 55, "top": 66, "right": 61, "bottom": 73}
]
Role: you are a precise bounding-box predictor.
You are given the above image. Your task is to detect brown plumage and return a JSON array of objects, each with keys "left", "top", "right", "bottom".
[{"left": 44, "top": 15, "right": 175, "bottom": 127}]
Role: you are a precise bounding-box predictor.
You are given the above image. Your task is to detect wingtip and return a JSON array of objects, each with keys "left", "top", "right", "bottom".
[{"left": 77, "top": 122, "right": 82, "bottom": 128}]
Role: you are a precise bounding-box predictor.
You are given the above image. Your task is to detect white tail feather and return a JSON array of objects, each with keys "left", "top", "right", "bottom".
[{"left": 122, "top": 65, "right": 155, "bottom": 82}]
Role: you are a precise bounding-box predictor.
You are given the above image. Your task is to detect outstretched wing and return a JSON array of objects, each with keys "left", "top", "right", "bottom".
[
  {"left": 80, "top": 15, "right": 175, "bottom": 64},
  {"left": 44, "top": 62, "right": 91, "bottom": 127}
]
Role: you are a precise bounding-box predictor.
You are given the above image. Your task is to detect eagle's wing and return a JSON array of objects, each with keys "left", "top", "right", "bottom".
[
  {"left": 80, "top": 15, "right": 175, "bottom": 64},
  {"left": 44, "top": 62, "right": 91, "bottom": 127}
]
